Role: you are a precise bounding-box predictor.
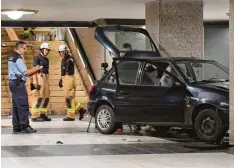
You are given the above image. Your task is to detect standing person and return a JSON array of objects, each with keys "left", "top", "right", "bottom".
[
  {"left": 58, "top": 44, "right": 86, "bottom": 121},
  {"left": 31, "top": 43, "right": 51, "bottom": 122},
  {"left": 8, "top": 41, "right": 41, "bottom": 133}
]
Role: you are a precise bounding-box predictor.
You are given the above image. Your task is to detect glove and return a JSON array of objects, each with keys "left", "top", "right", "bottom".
[
  {"left": 30, "top": 83, "right": 41, "bottom": 90},
  {"left": 59, "top": 79, "right": 63, "bottom": 88},
  {"left": 30, "top": 83, "right": 36, "bottom": 91}
]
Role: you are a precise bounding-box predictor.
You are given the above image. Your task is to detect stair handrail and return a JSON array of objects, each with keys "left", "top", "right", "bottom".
[{"left": 67, "top": 28, "right": 96, "bottom": 85}]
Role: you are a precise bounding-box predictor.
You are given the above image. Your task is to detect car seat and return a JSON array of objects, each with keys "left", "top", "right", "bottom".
[{"left": 159, "top": 66, "right": 176, "bottom": 87}]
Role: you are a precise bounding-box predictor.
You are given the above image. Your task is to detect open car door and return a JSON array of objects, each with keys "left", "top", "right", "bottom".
[
  {"left": 112, "top": 59, "right": 186, "bottom": 123},
  {"left": 94, "top": 25, "right": 161, "bottom": 58}
]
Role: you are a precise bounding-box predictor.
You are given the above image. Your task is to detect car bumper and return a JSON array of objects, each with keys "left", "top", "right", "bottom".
[{"left": 87, "top": 100, "right": 97, "bottom": 117}]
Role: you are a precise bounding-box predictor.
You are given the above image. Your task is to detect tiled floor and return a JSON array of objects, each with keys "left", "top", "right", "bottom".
[{"left": 1, "top": 116, "right": 234, "bottom": 168}]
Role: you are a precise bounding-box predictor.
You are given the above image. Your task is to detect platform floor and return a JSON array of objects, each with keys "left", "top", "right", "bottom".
[{"left": 1, "top": 116, "right": 234, "bottom": 168}]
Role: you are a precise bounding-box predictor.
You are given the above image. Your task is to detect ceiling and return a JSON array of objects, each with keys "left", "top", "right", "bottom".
[{"left": 1, "top": 0, "right": 229, "bottom": 21}]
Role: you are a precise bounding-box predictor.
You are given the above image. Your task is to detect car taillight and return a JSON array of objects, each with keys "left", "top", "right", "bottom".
[{"left": 89, "top": 84, "right": 96, "bottom": 99}]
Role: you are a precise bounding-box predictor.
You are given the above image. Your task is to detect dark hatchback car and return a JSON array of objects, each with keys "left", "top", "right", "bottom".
[{"left": 88, "top": 25, "right": 229, "bottom": 142}]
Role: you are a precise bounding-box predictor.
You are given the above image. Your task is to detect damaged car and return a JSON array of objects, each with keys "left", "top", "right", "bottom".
[{"left": 87, "top": 25, "right": 229, "bottom": 143}]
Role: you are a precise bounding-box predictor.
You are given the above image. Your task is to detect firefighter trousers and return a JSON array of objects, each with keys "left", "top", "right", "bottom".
[
  {"left": 31, "top": 74, "right": 50, "bottom": 119},
  {"left": 62, "top": 75, "right": 83, "bottom": 119}
]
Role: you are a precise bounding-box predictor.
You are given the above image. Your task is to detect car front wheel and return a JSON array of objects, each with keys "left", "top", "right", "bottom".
[
  {"left": 95, "top": 105, "right": 116, "bottom": 134},
  {"left": 194, "top": 109, "right": 225, "bottom": 142}
]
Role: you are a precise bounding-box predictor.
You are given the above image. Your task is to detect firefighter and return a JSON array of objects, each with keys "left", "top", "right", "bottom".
[
  {"left": 31, "top": 43, "right": 51, "bottom": 122},
  {"left": 58, "top": 44, "right": 86, "bottom": 121}
]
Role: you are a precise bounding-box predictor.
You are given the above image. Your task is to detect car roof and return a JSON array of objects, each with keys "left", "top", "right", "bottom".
[{"left": 118, "top": 51, "right": 211, "bottom": 62}]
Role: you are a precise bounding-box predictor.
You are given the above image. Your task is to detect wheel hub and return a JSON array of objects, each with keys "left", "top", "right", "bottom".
[
  {"left": 201, "top": 117, "right": 216, "bottom": 135},
  {"left": 97, "top": 109, "right": 111, "bottom": 130}
]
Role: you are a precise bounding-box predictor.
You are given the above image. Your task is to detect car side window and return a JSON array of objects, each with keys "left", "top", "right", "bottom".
[
  {"left": 141, "top": 63, "right": 160, "bottom": 86},
  {"left": 107, "top": 70, "right": 117, "bottom": 84},
  {"left": 107, "top": 61, "right": 141, "bottom": 85},
  {"left": 141, "top": 62, "right": 179, "bottom": 88},
  {"left": 176, "top": 63, "right": 193, "bottom": 82}
]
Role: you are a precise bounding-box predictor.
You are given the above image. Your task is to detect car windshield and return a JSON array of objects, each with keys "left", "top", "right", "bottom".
[
  {"left": 175, "top": 61, "right": 229, "bottom": 83},
  {"left": 104, "top": 30, "right": 156, "bottom": 52}
]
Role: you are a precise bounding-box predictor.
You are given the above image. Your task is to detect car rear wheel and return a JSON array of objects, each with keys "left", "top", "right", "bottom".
[
  {"left": 95, "top": 105, "right": 116, "bottom": 134},
  {"left": 194, "top": 109, "right": 225, "bottom": 142}
]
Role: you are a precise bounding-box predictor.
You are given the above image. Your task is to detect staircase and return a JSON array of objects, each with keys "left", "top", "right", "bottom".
[{"left": 1, "top": 28, "right": 88, "bottom": 116}]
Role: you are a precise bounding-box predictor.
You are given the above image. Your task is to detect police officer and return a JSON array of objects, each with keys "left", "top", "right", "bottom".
[
  {"left": 58, "top": 44, "right": 86, "bottom": 121},
  {"left": 31, "top": 43, "right": 51, "bottom": 122},
  {"left": 8, "top": 41, "right": 41, "bottom": 133}
]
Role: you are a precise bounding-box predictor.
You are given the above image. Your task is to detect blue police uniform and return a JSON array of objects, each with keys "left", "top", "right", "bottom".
[{"left": 8, "top": 51, "right": 30, "bottom": 130}]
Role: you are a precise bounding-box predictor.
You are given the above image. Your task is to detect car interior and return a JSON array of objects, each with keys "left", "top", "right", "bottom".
[
  {"left": 107, "top": 61, "right": 180, "bottom": 88},
  {"left": 142, "top": 62, "right": 177, "bottom": 87}
]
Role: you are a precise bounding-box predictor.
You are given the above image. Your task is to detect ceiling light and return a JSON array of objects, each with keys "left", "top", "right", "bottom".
[{"left": 1, "top": 9, "right": 38, "bottom": 20}]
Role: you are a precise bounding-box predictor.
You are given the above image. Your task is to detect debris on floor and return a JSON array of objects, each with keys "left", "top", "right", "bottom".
[
  {"left": 56, "top": 141, "right": 63, "bottom": 144},
  {"left": 94, "top": 148, "right": 100, "bottom": 151}
]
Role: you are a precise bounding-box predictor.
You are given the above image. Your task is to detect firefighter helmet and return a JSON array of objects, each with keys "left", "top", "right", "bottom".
[
  {"left": 58, "top": 44, "right": 68, "bottom": 52},
  {"left": 40, "top": 43, "right": 50, "bottom": 50}
]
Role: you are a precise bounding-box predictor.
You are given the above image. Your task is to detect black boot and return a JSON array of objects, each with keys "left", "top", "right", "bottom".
[
  {"left": 63, "top": 117, "right": 75, "bottom": 121},
  {"left": 79, "top": 108, "right": 86, "bottom": 120},
  {"left": 21, "top": 126, "right": 37, "bottom": 133},
  {"left": 40, "top": 114, "right": 52, "bottom": 121},
  {"left": 13, "top": 127, "right": 21, "bottom": 134}
]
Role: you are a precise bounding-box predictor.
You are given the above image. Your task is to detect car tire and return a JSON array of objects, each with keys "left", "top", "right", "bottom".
[
  {"left": 95, "top": 105, "right": 116, "bottom": 134},
  {"left": 194, "top": 109, "right": 225, "bottom": 142}
]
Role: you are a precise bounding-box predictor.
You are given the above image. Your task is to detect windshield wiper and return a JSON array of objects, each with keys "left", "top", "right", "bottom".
[{"left": 194, "top": 79, "right": 227, "bottom": 83}]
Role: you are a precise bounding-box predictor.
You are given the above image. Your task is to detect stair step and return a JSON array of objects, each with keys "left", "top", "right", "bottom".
[
  {"left": 1, "top": 92, "right": 10, "bottom": 97},
  {"left": 2, "top": 103, "right": 12, "bottom": 109},
  {"left": 2, "top": 98, "right": 11, "bottom": 103},
  {"left": 1, "top": 86, "right": 10, "bottom": 92},
  {"left": 1, "top": 109, "right": 11, "bottom": 116}
]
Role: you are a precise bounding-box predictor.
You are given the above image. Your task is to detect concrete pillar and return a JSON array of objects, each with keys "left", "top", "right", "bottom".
[
  {"left": 230, "top": 0, "right": 234, "bottom": 144},
  {"left": 145, "top": 0, "right": 203, "bottom": 58}
]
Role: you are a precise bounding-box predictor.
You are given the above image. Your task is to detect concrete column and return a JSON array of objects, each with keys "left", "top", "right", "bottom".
[
  {"left": 230, "top": 0, "right": 234, "bottom": 144},
  {"left": 145, "top": 0, "right": 203, "bottom": 58}
]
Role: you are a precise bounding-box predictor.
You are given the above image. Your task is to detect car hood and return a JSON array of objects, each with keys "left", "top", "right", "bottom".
[
  {"left": 187, "top": 82, "right": 229, "bottom": 105},
  {"left": 189, "top": 82, "right": 229, "bottom": 97},
  {"left": 192, "top": 81, "right": 229, "bottom": 91},
  {"left": 211, "top": 82, "right": 229, "bottom": 91}
]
